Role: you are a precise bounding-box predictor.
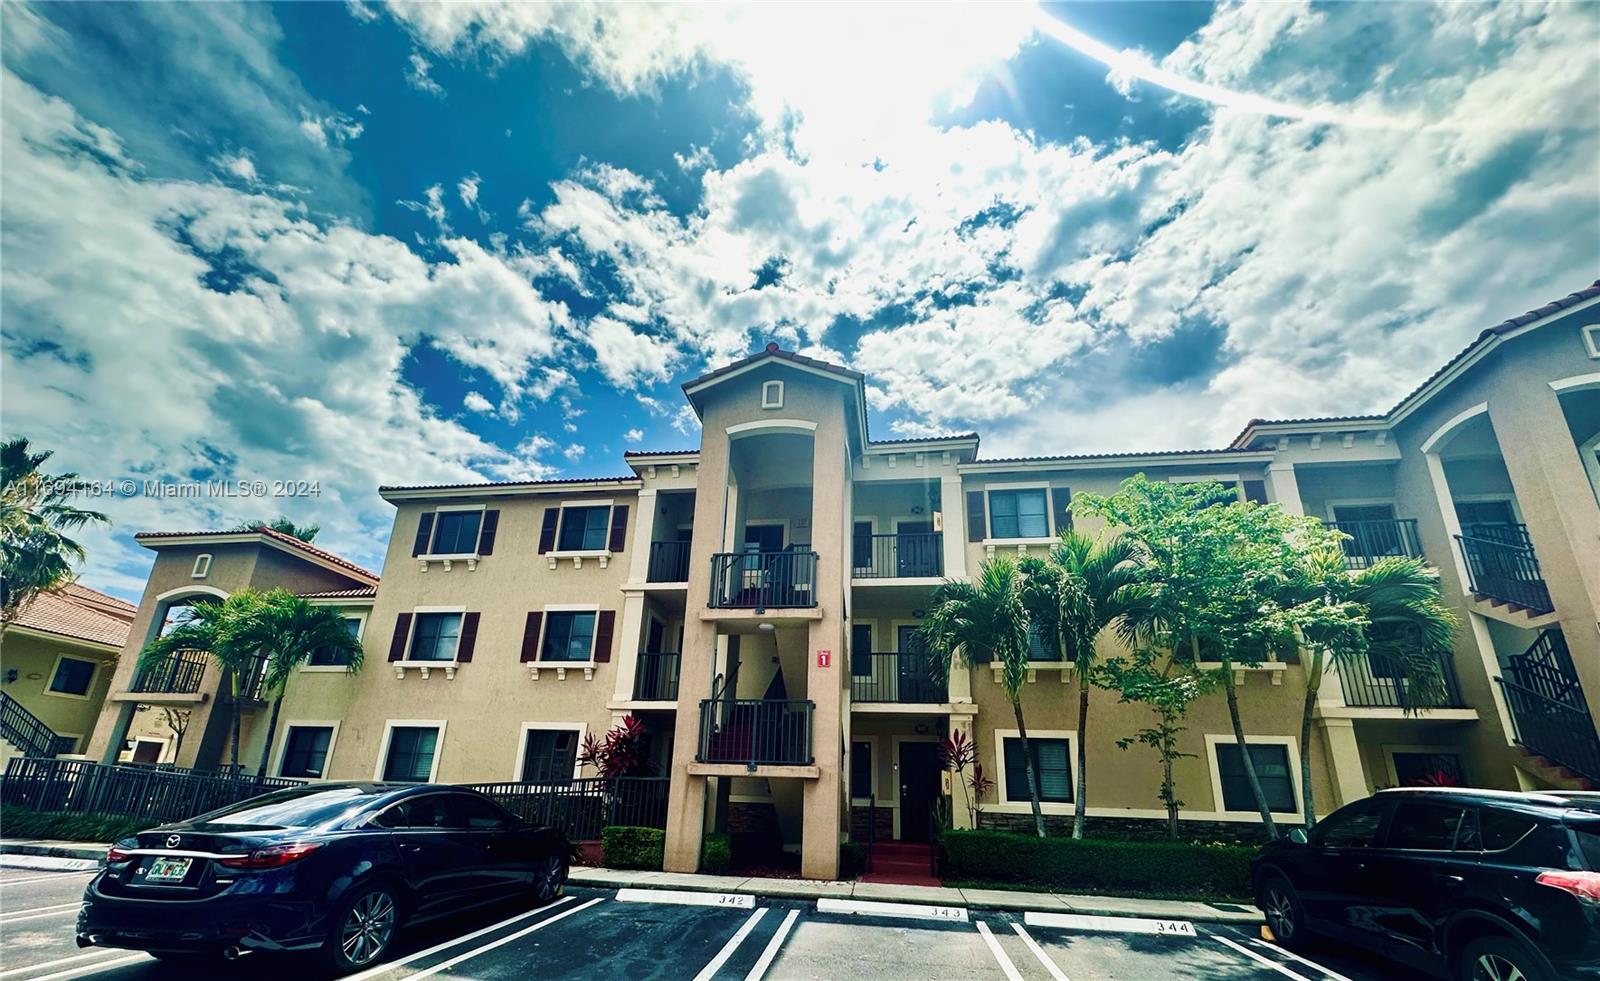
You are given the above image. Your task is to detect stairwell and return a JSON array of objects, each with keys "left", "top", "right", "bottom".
[{"left": 861, "top": 841, "right": 940, "bottom": 888}]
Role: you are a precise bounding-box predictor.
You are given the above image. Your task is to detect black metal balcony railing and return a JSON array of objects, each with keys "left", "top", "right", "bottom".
[
  {"left": 0, "top": 692, "right": 62, "bottom": 760},
  {"left": 696, "top": 698, "right": 814, "bottom": 766},
  {"left": 850, "top": 652, "right": 949, "bottom": 704},
  {"left": 1497, "top": 677, "right": 1600, "bottom": 784},
  {"left": 1334, "top": 651, "right": 1466, "bottom": 709},
  {"left": 1326, "top": 519, "right": 1422, "bottom": 570},
  {"left": 646, "top": 541, "right": 692, "bottom": 583},
  {"left": 1506, "top": 629, "right": 1583, "bottom": 707},
  {"left": 1455, "top": 532, "right": 1552, "bottom": 613},
  {"left": 633, "top": 651, "right": 681, "bottom": 701},
  {"left": 237, "top": 655, "right": 270, "bottom": 702},
  {"left": 130, "top": 649, "right": 208, "bottom": 694},
  {"left": 708, "top": 550, "right": 819, "bottom": 609},
  {"left": 852, "top": 532, "right": 943, "bottom": 579}
]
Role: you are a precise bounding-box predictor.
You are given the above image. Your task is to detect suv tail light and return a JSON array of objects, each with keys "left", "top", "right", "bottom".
[
  {"left": 1536, "top": 870, "right": 1600, "bottom": 902},
  {"left": 217, "top": 843, "right": 323, "bottom": 870},
  {"left": 106, "top": 845, "right": 133, "bottom": 863}
]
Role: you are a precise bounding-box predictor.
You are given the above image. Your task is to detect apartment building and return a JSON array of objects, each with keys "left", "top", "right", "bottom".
[{"left": 78, "top": 280, "right": 1600, "bottom": 881}]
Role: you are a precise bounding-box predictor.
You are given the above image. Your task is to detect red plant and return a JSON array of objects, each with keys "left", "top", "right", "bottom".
[
  {"left": 1415, "top": 768, "right": 1460, "bottom": 787},
  {"left": 939, "top": 730, "right": 977, "bottom": 772},
  {"left": 578, "top": 715, "right": 653, "bottom": 779},
  {"left": 968, "top": 762, "right": 995, "bottom": 799}
]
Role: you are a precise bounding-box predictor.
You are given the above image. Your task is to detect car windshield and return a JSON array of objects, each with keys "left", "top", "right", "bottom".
[{"left": 188, "top": 786, "right": 376, "bottom": 830}]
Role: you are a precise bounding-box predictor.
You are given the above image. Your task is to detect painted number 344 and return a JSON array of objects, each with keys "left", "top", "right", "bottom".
[{"left": 1154, "top": 920, "right": 1197, "bottom": 937}]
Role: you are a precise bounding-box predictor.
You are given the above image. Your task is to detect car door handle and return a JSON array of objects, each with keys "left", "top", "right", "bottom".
[
  {"left": 400, "top": 843, "right": 422, "bottom": 853},
  {"left": 1436, "top": 874, "right": 1464, "bottom": 886}
]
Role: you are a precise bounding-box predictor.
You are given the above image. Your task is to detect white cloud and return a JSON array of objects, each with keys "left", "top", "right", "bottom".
[
  {"left": 563, "top": 443, "right": 586, "bottom": 461},
  {"left": 457, "top": 172, "right": 489, "bottom": 222},
  {"left": 406, "top": 50, "right": 445, "bottom": 97},
  {"left": 298, "top": 107, "right": 364, "bottom": 147},
  {"left": 623, "top": 427, "right": 644, "bottom": 443},
  {"left": 674, "top": 144, "right": 715, "bottom": 173},
  {"left": 463, "top": 391, "right": 494, "bottom": 413},
  {"left": 213, "top": 152, "right": 257, "bottom": 183}
]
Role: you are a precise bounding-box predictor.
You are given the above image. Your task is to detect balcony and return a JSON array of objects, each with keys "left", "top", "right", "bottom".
[
  {"left": 850, "top": 652, "right": 948, "bottom": 704},
  {"left": 1498, "top": 629, "right": 1599, "bottom": 783},
  {"left": 852, "top": 532, "right": 943, "bottom": 580},
  {"left": 1326, "top": 519, "right": 1421, "bottom": 571},
  {"left": 1455, "top": 524, "right": 1552, "bottom": 613},
  {"left": 696, "top": 698, "right": 814, "bottom": 766},
  {"left": 633, "top": 651, "right": 681, "bottom": 701},
  {"left": 130, "top": 649, "right": 207, "bottom": 694},
  {"left": 1334, "top": 651, "right": 1466, "bottom": 709},
  {"left": 708, "top": 550, "right": 818, "bottom": 609},
  {"left": 646, "top": 541, "right": 691, "bottom": 583}
]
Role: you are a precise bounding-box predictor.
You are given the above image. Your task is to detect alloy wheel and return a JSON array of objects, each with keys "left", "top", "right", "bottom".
[
  {"left": 341, "top": 889, "right": 397, "bottom": 967},
  {"left": 1263, "top": 886, "right": 1296, "bottom": 942},
  {"left": 1472, "top": 953, "right": 1527, "bottom": 981},
  {"left": 535, "top": 854, "right": 565, "bottom": 903}
]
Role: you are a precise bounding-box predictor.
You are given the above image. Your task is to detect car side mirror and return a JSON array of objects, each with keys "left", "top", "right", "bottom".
[{"left": 1287, "top": 828, "right": 1309, "bottom": 845}]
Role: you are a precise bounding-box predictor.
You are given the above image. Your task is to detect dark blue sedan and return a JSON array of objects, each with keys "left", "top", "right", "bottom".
[{"left": 77, "top": 782, "right": 569, "bottom": 972}]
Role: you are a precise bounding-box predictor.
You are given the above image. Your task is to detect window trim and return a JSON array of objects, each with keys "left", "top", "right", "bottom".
[
  {"left": 1204, "top": 734, "right": 1304, "bottom": 822},
  {"left": 1578, "top": 430, "right": 1600, "bottom": 506},
  {"left": 302, "top": 611, "right": 368, "bottom": 673},
  {"left": 122, "top": 737, "right": 168, "bottom": 764},
  {"left": 374, "top": 719, "right": 447, "bottom": 783},
  {"left": 423, "top": 504, "right": 486, "bottom": 561},
  {"left": 761, "top": 380, "right": 785, "bottom": 409},
  {"left": 190, "top": 554, "right": 212, "bottom": 579},
  {"left": 849, "top": 735, "right": 878, "bottom": 806},
  {"left": 991, "top": 728, "right": 1078, "bottom": 815},
  {"left": 1324, "top": 498, "right": 1400, "bottom": 523},
  {"left": 1383, "top": 743, "right": 1466, "bottom": 788},
  {"left": 1583, "top": 324, "right": 1600, "bottom": 359},
  {"left": 982, "top": 482, "right": 1055, "bottom": 545},
  {"left": 549, "top": 500, "right": 616, "bottom": 558},
  {"left": 43, "top": 653, "right": 99, "bottom": 700},
  {"left": 511, "top": 722, "right": 588, "bottom": 781},
  {"left": 272, "top": 720, "right": 342, "bottom": 779},
  {"left": 1452, "top": 494, "right": 1524, "bottom": 526},
  {"left": 535, "top": 604, "right": 602, "bottom": 665},
  {"left": 399, "top": 606, "right": 466, "bottom": 667}
]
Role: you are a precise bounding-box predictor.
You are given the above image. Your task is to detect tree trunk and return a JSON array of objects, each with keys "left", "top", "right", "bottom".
[
  {"left": 228, "top": 675, "right": 241, "bottom": 773},
  {"left": 1012, "top": 699, "right": 1047, "bottom": 838},
  {"left": 257, "top": 695, "right": 284, "bottom": 778},
  {"left": 1223, "top": 665, "right": 1279, "bottom": 839},
  {"left": 1163, "top": 749, "right": 1178, "bottom": 839},
  {"left": 1073, "top": 681, "right": 1089, "bottom": 840},
  {"left": 1299, "top": 648, "right": 1324, "bottom": 829}
]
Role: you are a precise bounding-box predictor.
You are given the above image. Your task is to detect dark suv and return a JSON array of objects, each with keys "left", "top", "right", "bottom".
[{"left": 1252, "top": 788, "right": 1600, "bottom": 980}]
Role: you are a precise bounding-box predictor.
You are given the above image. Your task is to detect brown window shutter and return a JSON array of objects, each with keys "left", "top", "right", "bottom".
[
  {"left": 520, "top": 612, "right": 543, "bottom": 663},
  {"left": 456, "top": 612, "right": 480, "bottom": 662},
  {"left": 1051, "top": 487, "right": 1073, "bottom": 534},
  {"left": 411, "top": 514, "right": 435, "bottom": 556},
  {"left": 477, "top": 510, "right": 500, "bottom": 555},
  {"left": 388, "top": 613, "right": 413, "bottom": 662},
  {"left": 608, "top": 505, "right": 629, "bottom": 553},
  {"left": 538, "top": 508, "right": 560, "bottom": 554},
  {"left": 594, "top": 610, "right": 615, "bottom": 662},
  {"left": 966, "top": 491, "right": 986, "bottom": 542}
]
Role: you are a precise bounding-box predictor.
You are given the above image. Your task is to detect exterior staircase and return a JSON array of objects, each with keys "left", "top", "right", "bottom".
[
  {"left": 0, "top": 691, "right": 62, "bottom": 762},
  {"left": 1514, "top": 747, "right": 1599, "bottom": 792},
  {"left": 1498, "top": 629, "right": 1600, "bottom": 789},
  {"left": 861, "top": 841, "right": 940, "bottom": 888}
]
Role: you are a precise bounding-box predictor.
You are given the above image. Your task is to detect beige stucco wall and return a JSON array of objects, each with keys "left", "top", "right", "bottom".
[{"left": 0, "top": 631, "right": 116, "bottom": 753}]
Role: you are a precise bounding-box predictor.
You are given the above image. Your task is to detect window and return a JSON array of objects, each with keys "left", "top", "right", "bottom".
[
  {"left": 1455, "top": 499, "right": 1516, "bottom": 529},
  {"left": 558, "top": 506, "right": 611, "bottom": 551},
  {"left": 50, "top": 734, "right": 80, "bottom": 755},
  {"left": 520, "top": 729, "right": 579, "bottom": 782},
  {"left": 280, "top": 726, "right": 334, "bottom": 778},
  {"left": 852, "top": 521, "right": 873, "bottom": 570},
  {"left": 1004, "top": 737, "right": 1072, "bottom": 803},
  {"left": 541, "top": 612, "right": 597, "bottom": 662},
  {"left": 376, "top": 794, "right": 448, "bottom": 829},
  {"left": 761, "top": 380, "right": 784, "bottom": 408},
  {"left": 1387, "top": 800, "right": 1465, "bottom": 851},
  {"left": 1456, "top": 808, "right": 1538, "bottom": 852},
  {"left": 191, "top": 554, "right": 212, "bottom": 578},
  {"left": 1214, "top": 743, "right": 1296, "bottom": 813},
  {"left": 1026, "top": 623, "right": 1064, "bottom": 662},
  {"left": 851, "top": 741, "right": 872, "bottom": 799},
  {"left": 408, "top": 613, "right": 463, "bottom": 662},
  {"left": 47, "top": 656, "right": 96, "bottom": 697},
  {"left": 988, "top": 488, "right": 1048, "bottom": 539},
  {"left": 430, "top": 510, "right": 482, "bottom": 555},
  {"left": 1392, "top": 752, "right": 1464, "bottom": 787},
  {"left": 308, "top": 616, "right": 362, "bottom": 667},
  {"left": 382, "top": 726, "right": 440, "bottom": 782},
  {"left": 450, "top": 793, "right": 511, "bottom": 830},
  {"left": 1584, "top": 324, "right": 1600, "bottom": 359},
  {"left": 1315, "top": 799, "right": 1385, "bottom": 848}
]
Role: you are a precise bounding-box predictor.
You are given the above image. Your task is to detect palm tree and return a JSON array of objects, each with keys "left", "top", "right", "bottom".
[
  {"left": 228, "top": 517, "right": 320, "bottom": 542},
  {"left": 920, "top": 557, "right": 1046, "bottom": 837},
  {"left": 1297, "top": 553, "right": 1458, "bottom": 826},
  {"left": 138, "top": 591, "right": 268, "bottom": 771},
  {"left": 0, "top": 437, "right": 110, "bottom": 635},
  {"left": 1020, "top": 530, "right": 1151, "bottom": 839},
  {"left": 237, "top": 590, "right": 365, "bottom": 778}
]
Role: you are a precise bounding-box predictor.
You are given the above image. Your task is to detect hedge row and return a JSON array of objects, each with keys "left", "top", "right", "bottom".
[
  {"left": 602, "top": 825, "right": 665, "bottom": 871},
  {"left": 0, "top": 806, "right": 150, "bottom": 845},
  {"left": 942, "top": 829, "right": 1255, "bottom": 899}
]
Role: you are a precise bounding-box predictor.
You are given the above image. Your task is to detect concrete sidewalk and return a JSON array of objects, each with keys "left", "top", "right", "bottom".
[{"left": 0, "top": 839, "right": 1262, "bottom": 926}]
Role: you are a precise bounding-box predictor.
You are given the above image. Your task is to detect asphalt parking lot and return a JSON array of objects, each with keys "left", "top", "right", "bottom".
[{"left": 0, "top": 864, "right": 1425, "bottom": 981}]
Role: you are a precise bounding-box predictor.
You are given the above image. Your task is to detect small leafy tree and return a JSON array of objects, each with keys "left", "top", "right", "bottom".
[
  {"left": 159, "top": 708, "right": 192, "bottom": 759},
  {"left": 1102, "top": 650, "right": 1218, "bottom": 839},
  {"left": 228, "top": 517, "right": 320, "bottom": 542},
  {"left": 0, "top": 437, "right": 110, "bottom": 636},
  {"left": 579, "top": 715, "right": 654, "bottom": 779},
  {"left": 921, "top": 558, "right": 1045, "bottom": 836}
]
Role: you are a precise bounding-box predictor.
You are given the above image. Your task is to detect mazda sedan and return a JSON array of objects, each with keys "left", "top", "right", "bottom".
[{"left": 78, "top": 782, "right": 569, "bottom": 972}]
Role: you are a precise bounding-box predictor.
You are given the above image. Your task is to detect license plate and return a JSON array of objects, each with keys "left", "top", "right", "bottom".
[{"left": 144, "top": 857, "right": 192, "bottom": 883}]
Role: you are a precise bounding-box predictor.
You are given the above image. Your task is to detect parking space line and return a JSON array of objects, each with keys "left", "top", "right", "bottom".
[
  {"left": 0, "top": 948, "right": 129, "bottom": 980},
  {"left": 0, "top": 907, "right": 80, "bottom": 925},
  {"left": 20, "top": 953, "right": 147, "bottom": 981},
  {"left": 1214, "top": 936, "right": 1315, "bottom": 981},
  {"left": 974, "top": 921, "right": 1024, "bottom": 981},
  {"left": 0, "top": 873, "right": 93, "bottom": 886},
  {"left": 0, "top": 901, "right": 81, "bottom": 916},
  {"left": 343, "top": 895, "right": 577, "bottom": 981},
  {"left": 1247, "top": 938, "right": 1354, "bottom": 981},
  {"left": 1010, "top": 923, "right": 1070, "bottom": 981},
  {"left": 617, "top": 888, "right": 755, "bottom": 909},
  {"left": 815, "top": 898, "right": 968, "bottom": 922},
  {"left": 692, "top": 907, "right": 768, "bottom": 981},
  {"left": 403, "top": 896, "right": 605, "bottom": 981},
  {"left": 744, "top": 909, "right": 799, "bottom": 981}
]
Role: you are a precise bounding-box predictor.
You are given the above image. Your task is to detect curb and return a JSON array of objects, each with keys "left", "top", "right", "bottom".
[{"left": 0, "top": 842, "right": 105, "bottom": 871}]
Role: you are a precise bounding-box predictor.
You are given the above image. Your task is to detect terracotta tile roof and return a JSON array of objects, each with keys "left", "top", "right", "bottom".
[
  {"left": 622, "top": 449, "right": 698, "bottom": 458},
  {"left": 682, "top": 342, "right": 863, "bottom": 392},
  {"left": 868, "top": 433, "right": 980, "bottom": 446},
  {"left": 14, "top": 585, "right": 135, "bottom": 649},
  {"left": 971, "top": 446, "right": 1271, "bottom": 466},
  {"left": 134, "top": 527, "right": 378, "bottom": 583},
  {"left": 378, "top": 476, "right": 640, "bottom": 493},
  {"left": 298, "top": 586, "right": 378, "bottom": 599}
]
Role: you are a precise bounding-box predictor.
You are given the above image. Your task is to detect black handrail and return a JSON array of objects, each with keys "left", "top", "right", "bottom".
[
  {"left": 851, "top": 532, "right": 943, "bottom": 579},
  {"left": 130, "top": 649, "right": 208, "bottom": 694},
  {"left": 646, "top": 541, "right": 692, "bottom": 583},
  {"left": 1333, "top": 651, "right": 1465, "bottom": 708},
  {"left": 1455, "top": 533, "right": 1552, "bottom": 613},
  {"left": 709, "top": 551, "right": 819, "bottom": 609},
  {"left": 696, "top": 698, "right": 814, "bottom": 766},
  {"left": 633, "top": 651, "right": 681, "bottom": 701},
  {"left": 1326, "top": 519, "right": 1421, "bottom": 570},
  {"left": 1506, "top": 629, "right": 1583, "bottom": 706},
  {"left": 1497, "top": 677, "right": 1600, "bottom": 784},
  {"left": 0, "top": 692, "right": 62, "bottom": 759},
  {"left": 850, "top": 652, "right": 948, "bottom": 704}
]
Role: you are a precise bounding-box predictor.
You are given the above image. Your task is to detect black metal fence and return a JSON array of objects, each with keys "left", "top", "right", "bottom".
[
  {"left": 1333, "top": 651, "right": 1465, "bottom": 709},
  {"left": 1456, "top": 532, "right": 1552, "bottom": 613},
  {"left": 1498, "top": 678, "right": 1600, "bottom": 784},
  {"left": 697, "top": 698, "right": 814, "bottom": 766},
  {"left": 851, "top": 533, "right": 943, "bottom": 579},
  {"left": 646, "top": 541, "right": 692, "bottom": 583},
  {"left": 633, "top": 651, "right": 681, "bottom": 701},
  {"left": 0, "top": 757, "right": 304, "bottom": 825},
  {"left": 850, "top": 652, "right": 948, "bottom": 704},
  {"left": 708, "top": 551, "right": 818, "bottom": 609},
  {"left": 130, "top": 649, "right": 208, "bottom": 694},
  {"left": 1326, "top": 519, "right": 1421, "bottom": 570},
  {"left": 0, "top": 693, "right": 60, "bottom": 760},
  {"left": 461, "top": 777, "right": 670, "bottom": 840}
]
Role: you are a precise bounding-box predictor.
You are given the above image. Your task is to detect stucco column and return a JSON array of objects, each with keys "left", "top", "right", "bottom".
[
  {"left": 940, "top": 474, "right": 967, "bottom": 579},
  {"left": 95, "top": 702, "right": 138, "bottom": 764},
  {"left": 628, "top": 487, "right": 658, "bottom": 584},
  {"left": 800, "top": 431, "right": 848, "bottom": 881},
  {"left": 1316, "top": 717, "right": 1367, "bottom": 809},
  {"left": 949, "top": 711, "right": 977, "bottom": 830},
  {"left": 1266, "top": 462, "right": 1305, "bottom": 515}
]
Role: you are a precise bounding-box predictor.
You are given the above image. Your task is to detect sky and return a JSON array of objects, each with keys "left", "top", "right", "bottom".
[{"left": 2, "top": 1, "right": 1596, "bottom": 600}]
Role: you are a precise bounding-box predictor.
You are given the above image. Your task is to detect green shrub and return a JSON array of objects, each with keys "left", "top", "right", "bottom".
[
  {"left": 943, "top": 829, "right": 1255, "bottom": 899},
  {"left": 838, "top": 839, "right": 867, "bottom": 879},
  {"left": 700, "top": 832, "right": 732, "bottom": 875},
  {"left": 0, "top": 806, "right": 151, "bottom": 845},
  {"left": 602, "top": 825, "right": 665, "bottom": 871}
]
